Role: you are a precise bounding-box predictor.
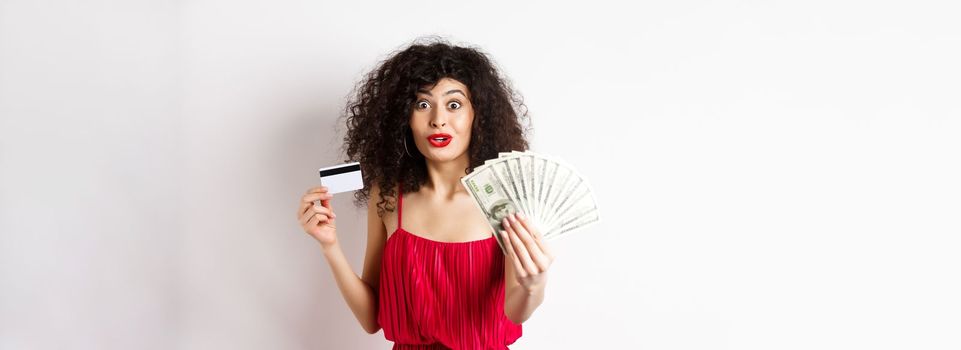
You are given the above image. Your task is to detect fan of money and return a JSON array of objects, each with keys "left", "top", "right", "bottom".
[{"left": 461, "top": 151, "right": 600, "bottom": 251}]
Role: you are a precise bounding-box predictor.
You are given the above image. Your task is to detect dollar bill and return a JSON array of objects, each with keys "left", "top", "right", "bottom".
[
  {"left": 461, "top": 164, "right": 519, "bottom": 253},
  {"left": 464, "top": 151, "right": 600, "bottom": 247}
]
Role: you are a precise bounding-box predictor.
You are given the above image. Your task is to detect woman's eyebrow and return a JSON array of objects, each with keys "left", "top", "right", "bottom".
[{"left": 416, "top": 89, "right": 467, "bottom": 98}]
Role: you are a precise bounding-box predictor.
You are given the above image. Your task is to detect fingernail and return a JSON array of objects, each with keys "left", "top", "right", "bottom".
[
  {"left": 502, "top": 217, "right": 510, "bottom": 227},
  {"left": 517, "top": 212, "right": 526, "bottom": 220}
]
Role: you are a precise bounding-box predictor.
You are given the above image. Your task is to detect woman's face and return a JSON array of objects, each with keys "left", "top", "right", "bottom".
[{"left": 409, "top": 77, "right": 474, "bottom": 163}]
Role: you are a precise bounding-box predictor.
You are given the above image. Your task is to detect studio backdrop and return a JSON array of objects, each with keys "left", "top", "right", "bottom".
[{"left": 1, "top": 0, "right": 959, "bottom": 349}]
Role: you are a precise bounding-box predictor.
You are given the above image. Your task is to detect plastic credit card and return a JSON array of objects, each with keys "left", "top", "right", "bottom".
[{"left": 318, "top": 162, "right": 363, "bottom": 194}]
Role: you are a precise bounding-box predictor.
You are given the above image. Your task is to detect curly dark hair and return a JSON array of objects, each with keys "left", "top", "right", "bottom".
[{"left": 339, "top": 36, "right": 531, "bottom": 217}]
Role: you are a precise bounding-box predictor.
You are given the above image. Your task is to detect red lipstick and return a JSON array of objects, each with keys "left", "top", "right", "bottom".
[{"left": 427, "top": 133, "right": 453, "bottom": 147}]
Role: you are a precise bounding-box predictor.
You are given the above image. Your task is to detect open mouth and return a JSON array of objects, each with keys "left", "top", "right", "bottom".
[{"left": 427, "top": 133, "right": 453, "bottom": 147}]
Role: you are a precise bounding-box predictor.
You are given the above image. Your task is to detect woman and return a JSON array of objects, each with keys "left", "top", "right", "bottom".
[{"left": 296, "top": 38, "right": 554, "bottom": 349}]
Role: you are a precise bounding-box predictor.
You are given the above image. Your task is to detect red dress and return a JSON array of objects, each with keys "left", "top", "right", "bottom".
[{"left": 378, "top": 184, "right": 523, "bottom": 349}]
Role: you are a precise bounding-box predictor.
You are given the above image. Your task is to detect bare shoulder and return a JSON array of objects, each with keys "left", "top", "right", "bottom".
[
  {"left": 368, "top": 181, "right": 400, "bottom": 236},
  {"left": 361, "top": 181, "right": 393, "bottom": 288}
]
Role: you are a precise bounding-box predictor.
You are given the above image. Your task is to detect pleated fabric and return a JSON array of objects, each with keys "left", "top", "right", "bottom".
[{"left": 378, "top": 184, "right": 522, "bottom": 350}]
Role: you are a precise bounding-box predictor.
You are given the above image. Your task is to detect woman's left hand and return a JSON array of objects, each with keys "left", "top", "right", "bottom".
[{"left": 500, "top": 212, "right": 555, "bottom": 293}]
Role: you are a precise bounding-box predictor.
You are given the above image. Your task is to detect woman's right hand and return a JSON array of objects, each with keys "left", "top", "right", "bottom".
[{"left": 298, "top": 186, "right": 338, "bottom": 248}]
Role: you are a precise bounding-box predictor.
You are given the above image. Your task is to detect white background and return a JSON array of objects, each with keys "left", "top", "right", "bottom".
[{"left": 2, "top": 0, "right": 959, "bottom": 349}]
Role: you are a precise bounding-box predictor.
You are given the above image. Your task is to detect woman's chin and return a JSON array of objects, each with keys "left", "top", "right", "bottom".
[{"left": 422, "top": 149, "right": 469, "bottom": 163}]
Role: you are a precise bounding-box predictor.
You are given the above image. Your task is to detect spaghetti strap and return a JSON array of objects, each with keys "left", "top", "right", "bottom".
[
  {"left": 397, "top": 182, "right": 403, "bottom": 230},
  {"left": 377, "top": 178, "right": 521, "bottom": 348}
]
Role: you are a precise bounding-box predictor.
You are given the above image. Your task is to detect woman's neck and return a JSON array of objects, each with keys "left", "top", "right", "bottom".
[{"left": 423, "top": 153, "right": 471, "bottom": 200}]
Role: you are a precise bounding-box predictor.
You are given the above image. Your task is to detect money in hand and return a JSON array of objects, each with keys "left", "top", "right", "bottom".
[{"left": 463, "top": 151, "right": 600, "bottom": 253}]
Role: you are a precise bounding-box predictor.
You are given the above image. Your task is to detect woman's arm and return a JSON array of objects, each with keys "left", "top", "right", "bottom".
[
  {"left": 500, "top": 212, "right": 554, "bottom": 324},
  {"left": 503, "top": 253, "right": 547, "bottom": 324},
  {"left": 319, "top": 183, "right": 387, "bottom": 334}
]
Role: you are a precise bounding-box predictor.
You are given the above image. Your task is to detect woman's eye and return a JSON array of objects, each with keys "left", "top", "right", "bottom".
[
  {"left": 448, "top": 101, "right": 461, "bottom": 109},
  {"left": 416, "top": 101, "right": 430, "bottom": 109}
]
